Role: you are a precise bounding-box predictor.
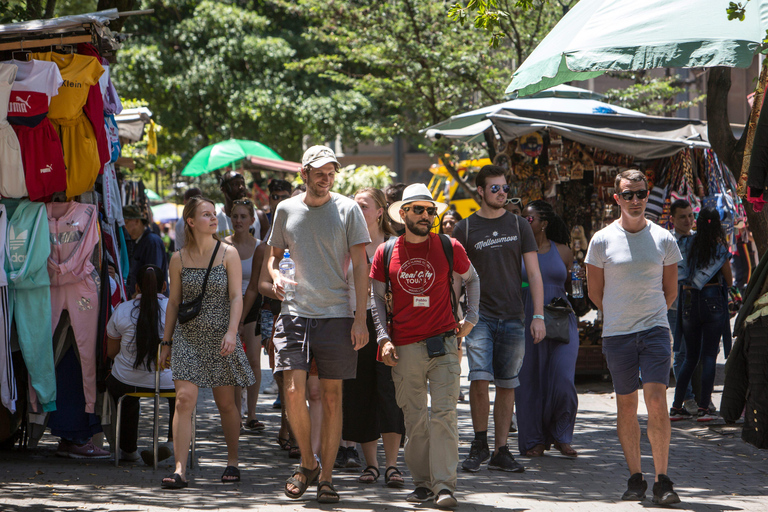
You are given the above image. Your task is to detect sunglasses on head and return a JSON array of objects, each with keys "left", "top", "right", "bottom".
[
  {"left": 403, "top": 205, "right": 438, "bottom": 216},
  {"left": 233, "top": 199, "right": 253, "bottom": 205},
  {"left": 488, "top": 184, "right": 510, "bottom": 194},
  {"left": 270, "top": 193, "right": 290, "bottom": 201},
  {"left": 618, "top": 189, "right": 649, "bottom": 201}
]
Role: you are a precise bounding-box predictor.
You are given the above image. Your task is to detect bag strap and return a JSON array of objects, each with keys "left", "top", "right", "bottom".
[
  {"left": 383, "top": 236, "right": 398, "bottom": 321},
  {"left": 200, "top": 240, "right": 221, "bottom": 297},
  {"left": 438, "top": 233, "right": 459, "bottom": 324}
]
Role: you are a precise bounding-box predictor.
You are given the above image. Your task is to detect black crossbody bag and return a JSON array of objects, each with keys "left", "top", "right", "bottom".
[{"left": 177, "top": 240, "right": 220, "bottom": 324}]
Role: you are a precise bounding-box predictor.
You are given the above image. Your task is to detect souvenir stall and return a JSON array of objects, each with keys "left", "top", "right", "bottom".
[
  {"left": 426, "top": 100, "right": 745, "bottom": 377},
  {"left": 0, "top": 9, "right": 147, "bottom": 448}
]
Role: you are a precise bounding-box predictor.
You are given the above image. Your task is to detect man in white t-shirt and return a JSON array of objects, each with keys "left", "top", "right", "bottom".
[{"left": 585, "top": 169, "right": 682, "bottom": 505}]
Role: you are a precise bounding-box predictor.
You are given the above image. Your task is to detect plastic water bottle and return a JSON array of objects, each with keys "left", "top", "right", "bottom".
[
  {"left": 279, "top": 250, "right": 296, "bottom": 301},
  {"left": 571, "top": 260, "right": 584, "bottom": 298}
]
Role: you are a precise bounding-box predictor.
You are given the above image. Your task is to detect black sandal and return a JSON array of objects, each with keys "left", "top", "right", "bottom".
[
  {"left": 161, "top": 473, "right": 188, "bottom": 489},
  {"left": 289, "top": 444, "right": 301, "bottom": 459},
  {"left": 384, "top": 466, "right": 404, "bottom": 488},
  {"left": 358, "top": 465, "right": 380, "bottom": 484},
  {"left": 221, "top": 465, "right": 241, "bottom": 483},
  {"left": 317, "top": 480, "right": 340, "bottom": 503},
  {"left": 284, "top": 461, "right": 321, "bottom": 499}
]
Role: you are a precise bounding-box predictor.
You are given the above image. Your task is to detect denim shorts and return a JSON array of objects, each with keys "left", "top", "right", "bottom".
[
  {"left": 464, "top": 315, "right": 525, "bottom": 388},
  {"left": 602, "top": 326, "right": 672, "bottom": 395}
]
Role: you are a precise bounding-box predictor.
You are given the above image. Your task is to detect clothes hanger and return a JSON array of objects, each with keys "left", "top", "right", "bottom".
[{"left": 11, "top": 40, "right": 30, "bottom": 61}]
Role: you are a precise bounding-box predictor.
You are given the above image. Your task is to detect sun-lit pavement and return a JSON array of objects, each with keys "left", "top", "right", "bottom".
[{"left": 1, "top": 351, "right": 767, "bottom": 512}]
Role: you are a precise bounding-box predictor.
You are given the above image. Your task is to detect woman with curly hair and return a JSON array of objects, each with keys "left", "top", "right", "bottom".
[{"left": 518, "top": 200, "right": 579, "bottom": 458}]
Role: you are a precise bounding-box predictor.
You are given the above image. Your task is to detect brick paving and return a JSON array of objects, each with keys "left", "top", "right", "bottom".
[{"left": 1, "top": 352, "right": 767, "bottom": 512}]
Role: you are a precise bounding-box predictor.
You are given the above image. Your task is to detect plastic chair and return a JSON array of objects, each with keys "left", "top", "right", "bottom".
[{"left": 114, "top": 345, "right": 196, "bottom": 469}]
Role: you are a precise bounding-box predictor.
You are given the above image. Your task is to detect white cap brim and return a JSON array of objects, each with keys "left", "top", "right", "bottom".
[{"left": 307, "top": 156, "right": 340, "bottom": 169}]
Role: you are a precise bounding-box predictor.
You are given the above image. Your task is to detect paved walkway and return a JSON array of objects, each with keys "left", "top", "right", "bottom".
[{"left": 1, "top": 353, "right": 767, "bottom": 512}]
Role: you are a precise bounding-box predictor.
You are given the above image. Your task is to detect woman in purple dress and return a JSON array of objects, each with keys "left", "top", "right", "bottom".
[{"left": 518, "top": 200, "right": 579, "bottom": 458}]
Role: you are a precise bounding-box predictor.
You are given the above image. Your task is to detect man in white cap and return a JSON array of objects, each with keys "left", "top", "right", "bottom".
[
  {"left": 268, "top": 145, "right": 371, "bottom": 504},
  {"left": 370, "top": 183, "right": 480, "bottom": 509}
]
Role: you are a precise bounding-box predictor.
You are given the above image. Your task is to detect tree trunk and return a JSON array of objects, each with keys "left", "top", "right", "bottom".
[{"left": 707, "top": 66, "right": 768, "bottom": 257}]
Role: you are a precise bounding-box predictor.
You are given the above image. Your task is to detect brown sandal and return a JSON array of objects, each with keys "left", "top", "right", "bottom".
[
  {"left": 554, "top": 442, "right": 578, "bottom": 457},
  {"left": 525, "top": 444, "right": 546, "bottom": 457}
]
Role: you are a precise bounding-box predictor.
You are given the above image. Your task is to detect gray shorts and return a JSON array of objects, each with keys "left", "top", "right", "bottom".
[
  {"left": 273, "top": 315, "right": 357, "bottom": 380},
  {"left": 602, "top": 326, "right": 671, "bottom": 395}
]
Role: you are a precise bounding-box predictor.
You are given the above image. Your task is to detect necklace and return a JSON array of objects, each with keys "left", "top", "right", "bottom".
[{"left": 401, "top": 233, "right": 431, "bottom": 263}]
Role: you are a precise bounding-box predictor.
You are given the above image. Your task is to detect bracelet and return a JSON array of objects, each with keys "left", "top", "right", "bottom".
[
  {"left": 160, "top": 341, "right": 173, "bottom": 347},
  {"left": 532, "top": 315, "right": 545, "bottom": 320}
]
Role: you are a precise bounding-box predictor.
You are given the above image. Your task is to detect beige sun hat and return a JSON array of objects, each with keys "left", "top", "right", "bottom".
[{"left": 387, "top": 183, "right": 449, "bottom": 221}]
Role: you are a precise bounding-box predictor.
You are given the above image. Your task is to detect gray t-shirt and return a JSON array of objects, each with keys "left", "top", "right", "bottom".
[
  {"left": 268, "top": 193, "right": 370, "bottom": 318},
  {"left": 585, "top": 220, "right": 682, "bottom": 337},
  {"left": 453, "top": 211, "right": 538, "bottom": 320}
]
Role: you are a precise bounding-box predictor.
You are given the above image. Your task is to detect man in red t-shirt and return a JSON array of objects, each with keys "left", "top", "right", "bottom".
[{"left": 370, "top": 184, "right": 480, "bottom": 509}]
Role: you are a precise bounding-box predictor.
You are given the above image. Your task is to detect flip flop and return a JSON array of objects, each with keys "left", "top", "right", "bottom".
[
  {"left": 221, "top": 465, "right": 241, "bottom": 483},
  {"left": 384, "top": 466, "right": 404, "bottom": 488},
  {"left": 358, "top": 465, "right": 380, "bottom": 484},
  {"left": 284, "top": 461, "right": 321, "bottom": 499},
  {"left": 161, "top": 473, "right": 188, "bottom": 489},
  {"left": 317, "top": 480, "right": 340, "bottom": 504}
]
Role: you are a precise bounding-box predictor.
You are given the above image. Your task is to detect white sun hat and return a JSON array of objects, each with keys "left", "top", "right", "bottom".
[{"left": 387, "top": 183, "right": 449, "bottom": 221}]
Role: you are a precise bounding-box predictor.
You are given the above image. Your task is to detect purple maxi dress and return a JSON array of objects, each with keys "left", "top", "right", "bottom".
[{"left": 518, "top": 242, "right": 579, "bottom": 455}]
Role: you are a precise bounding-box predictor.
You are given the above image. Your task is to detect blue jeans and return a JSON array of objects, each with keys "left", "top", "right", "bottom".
[
  {"left": 668, "top": 308, "right": 694, "bottom": 401},
  {"left": 673, "top": 286, "right": 728, "bottom": 409},
  {"left": 464, "top": 315, "right": 525, "bottom": 388}
]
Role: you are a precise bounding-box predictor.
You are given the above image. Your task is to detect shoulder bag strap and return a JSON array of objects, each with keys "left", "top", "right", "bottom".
[
  {"left": 199, "top": 240, "right": 221, "bottom": 297},
  {"left": 383, "top": 237, "right": 398, "bottom": 320}
]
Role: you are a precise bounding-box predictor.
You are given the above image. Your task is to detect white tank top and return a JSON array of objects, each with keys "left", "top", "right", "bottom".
[{"left": 240, "top": 239, "right": 260, "bottom": 294}]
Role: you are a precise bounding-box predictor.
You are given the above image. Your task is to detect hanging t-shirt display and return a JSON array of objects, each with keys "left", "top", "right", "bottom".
[
  {"left": 0, "top": 63, "right": 26, "bottom": 199},
  {"left": 30, "top": 52, "right": 104, "bottom": 199},
  {"left": 2, "top": 59, "right": 67, "bottom": 202}
]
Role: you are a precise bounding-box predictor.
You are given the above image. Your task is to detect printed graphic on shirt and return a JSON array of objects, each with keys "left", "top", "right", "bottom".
[
  {"left": 8, "top": 226, "right": 28, "bottom": 263},
  {"left": 473, "top": 230, "right": 519, "bottom": 251},
  {"left": 397, "top": 258, "right": 436, "bottom": 295},
  {"left": 8, "top": 91, "right": 47, "bottom": 118}
]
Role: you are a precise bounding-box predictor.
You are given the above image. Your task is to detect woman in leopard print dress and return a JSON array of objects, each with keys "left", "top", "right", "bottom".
[{"left": 159, "top": 196, "right": 255, "bottom": 489}]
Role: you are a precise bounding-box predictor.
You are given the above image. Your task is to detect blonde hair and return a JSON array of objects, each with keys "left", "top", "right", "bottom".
[
  {"left": 231, "top": 199, "right": 255, "bottom": 220},
  {"left": 355, "top": 187, "right": 397, "bottom": 237},
  {"left": 182, "top": 196, "right": 220, "bottom": 248}
]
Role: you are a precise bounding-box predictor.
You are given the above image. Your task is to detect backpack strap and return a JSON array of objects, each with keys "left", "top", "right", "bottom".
[
  {"left": 438, "top": 233, "right": 459, "bottom": 324},
  {"left": 382, "top": 237, "right": 398, "bottom": 321}
]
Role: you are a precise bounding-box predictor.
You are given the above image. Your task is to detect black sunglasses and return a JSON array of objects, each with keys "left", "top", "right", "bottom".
[
  {"left": 488, "top": 184, "right": 510, "bottom": 194},
  {"left": 403, "top": 205, "right": 438, "bottom": 216},
  {"left": 270, "top": 193, "right": 290, "bottom": 201},
  {"left": 618, "top": 189, "right": 649, "bottom": 201}
]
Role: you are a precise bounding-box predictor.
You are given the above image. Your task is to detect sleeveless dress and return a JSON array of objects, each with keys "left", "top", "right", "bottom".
[
  {"left": 517, "top": 242, "right": 579, "bottom": 455},
  {"left": 170, "top": 246, "right": 256, "bottom": 388}
]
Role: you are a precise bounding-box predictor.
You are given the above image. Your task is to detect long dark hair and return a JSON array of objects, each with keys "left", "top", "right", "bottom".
[
  {"left": 439, "top": 210, "right": 463, "bottom": 235},
  {"left": 132, "top": 264, "right": 166, "bottom": 370},
  {"left": 689, "top": 207, "right": 727, "bottom": 269},
  {"left": 526, "top": 200, "right": 570, "bottom": 247}
]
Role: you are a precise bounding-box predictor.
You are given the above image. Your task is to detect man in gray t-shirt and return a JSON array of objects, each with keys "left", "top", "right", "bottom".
[
  {"left": 585, "top": 169, "right": 682, "bottom": 505},
  {"left": 268, "top": 145, "right": 370, "bottom": 502},
  {"left": 452, "top": 165, "right": 545, "bottom": 474}
]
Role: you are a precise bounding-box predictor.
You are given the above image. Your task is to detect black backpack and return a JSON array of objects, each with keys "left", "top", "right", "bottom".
[{"left": 382, "top": 234, "right": 459, "bottom": 324}]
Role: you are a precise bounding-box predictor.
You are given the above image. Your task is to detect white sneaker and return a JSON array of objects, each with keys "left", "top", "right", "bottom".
[
  {"left": 263, "top": 380, "right": 279, "bottom": 395},
  {"left": 119, "top": 449, "right": 141, "bottom": 462}
]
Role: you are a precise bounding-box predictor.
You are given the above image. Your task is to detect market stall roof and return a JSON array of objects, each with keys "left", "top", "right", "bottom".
[
  {"left": 0, "top": 9, "right": 124, "bottom": 52},
  {"left": 115, "top": 107, "right": 153, "bottom": 143},
  {"left": 488, "top": 109, "right": 709, "bottom": 160},
  {"left": 422, "top": 85, "right": 644, "bottom": 143}
]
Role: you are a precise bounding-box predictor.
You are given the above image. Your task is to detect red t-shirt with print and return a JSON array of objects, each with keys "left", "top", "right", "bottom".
[{"left": 370, "top": 233, "right": 471, "bottom": 346}]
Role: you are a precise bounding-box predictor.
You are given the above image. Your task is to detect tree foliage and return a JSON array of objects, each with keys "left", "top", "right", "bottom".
[{"left": 603, "top": 72, "right": 706, "bottom": 116}]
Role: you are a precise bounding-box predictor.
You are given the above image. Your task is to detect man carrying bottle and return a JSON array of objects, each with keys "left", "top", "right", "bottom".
[{"left": 268, "top": 145, "right": 370, "bottom": 504}]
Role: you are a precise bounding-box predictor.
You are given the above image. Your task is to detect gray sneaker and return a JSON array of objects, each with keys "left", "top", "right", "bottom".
[
  {"left": 345, "top": 446, "right": 362, "bottom": 468},
  {"left": 683, "top": 398, "right": 698, "bottom": 415},
  {"left": 488, "top": 445, "right": 525, "bottom": 472},
  {"left": 461, "top": 439, "right": 490, "bottom": 472}
]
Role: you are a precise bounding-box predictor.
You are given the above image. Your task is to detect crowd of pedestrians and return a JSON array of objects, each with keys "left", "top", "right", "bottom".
[{"left": 92, "top": 147, "right": 742, "bottom": 508}]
